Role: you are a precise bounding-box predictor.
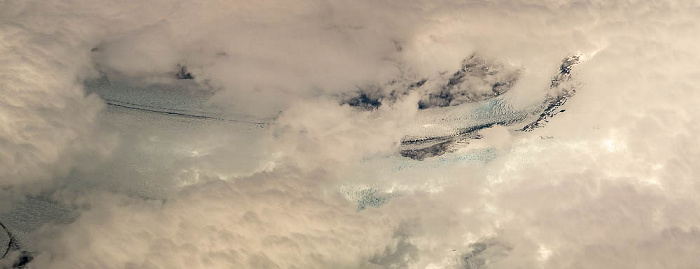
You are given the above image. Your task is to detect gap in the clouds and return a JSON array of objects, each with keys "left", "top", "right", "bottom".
[
  {"left": 335, "top": 53, "right": 586, "bottom": 218},
  {"left": 0, "top": 195, "right": 76, "bottom": 268},
  {"left": 84, "top": 52, "right": 583, "bottom": 168},
  {"left": 462, "top": 237, "right": 512, "bottom": 269},
  {"left": 84, "top": 74, "right": 270, "bottom": 127},
  {"left": 340, "top": 53, "right": 521, "bottom": 112},
  {"left": 75, "top": 52, "right": 587, "bottom": 217},
  {"left": 338, "top": 53, "right": 584, "bottom": 162}
]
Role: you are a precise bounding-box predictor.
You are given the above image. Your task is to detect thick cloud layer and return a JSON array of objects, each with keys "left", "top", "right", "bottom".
[{"left": 1, "top": 0, "right": 700, "bottom": 268}]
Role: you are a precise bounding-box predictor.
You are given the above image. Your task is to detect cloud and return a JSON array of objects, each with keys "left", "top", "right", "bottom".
[
  {"left": 31, "top": 171, "right": 402, "bottom": 268},
  {"left": 1, "top": 0, "right": 700, "bottom": 268}
]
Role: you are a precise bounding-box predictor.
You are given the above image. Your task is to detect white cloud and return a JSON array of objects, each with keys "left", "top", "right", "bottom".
[
  {"left": 32, "top": 171, "right": 401, "bottom": 268},
  {"left": 1, "top": 0, "right": 700, "bottom": 268}
]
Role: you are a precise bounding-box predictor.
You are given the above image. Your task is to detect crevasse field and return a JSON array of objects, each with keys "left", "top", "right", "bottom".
[{"left": 1, "top": 1, "right": 699, "bottom": 268}]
